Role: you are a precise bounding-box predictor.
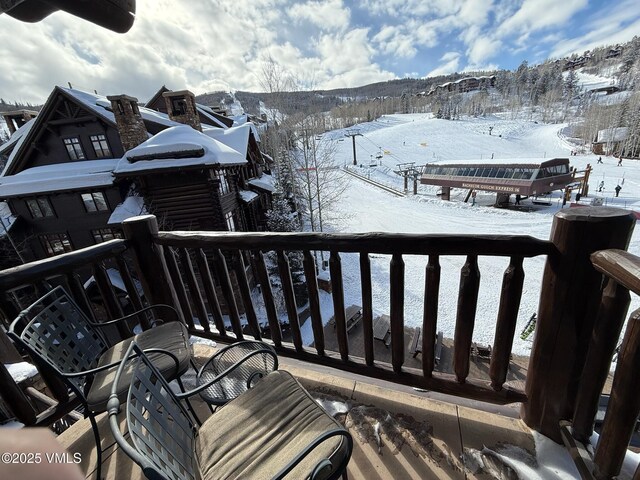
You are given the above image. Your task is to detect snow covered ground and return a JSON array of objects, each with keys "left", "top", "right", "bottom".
[{"left": 311, "top": 113, "right": 640, "bottom": 357}]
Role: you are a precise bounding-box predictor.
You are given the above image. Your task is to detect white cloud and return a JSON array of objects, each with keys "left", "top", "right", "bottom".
[
  {"left": 426, "top": 52, "right": 461, "bottom": 78},
  {"left": 467, "top": 37, "right": 502, "bottom": 65},
  {"left": 372, "top": 25, "right": 417, "bottom": 58},
  {"left": 497, "top": 0, "right": 589, "bottom": 37},
  {"left": 289, "top": 0, "right": 350, "bottom": 31}
]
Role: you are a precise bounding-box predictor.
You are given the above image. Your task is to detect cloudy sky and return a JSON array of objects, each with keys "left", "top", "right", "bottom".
[{"left": 1, "top": 0, "right": 639, "bottom": 104}]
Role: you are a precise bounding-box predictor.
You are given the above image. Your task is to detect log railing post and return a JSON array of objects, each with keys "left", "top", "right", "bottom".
[
  {"left": 522, "top": 207, "right": 635, "bottom": 442},
  {"left": 594, "top": 314, "right": 640, "bottom": 478},
  {"left": 122, "top": 215, "right": 183, "bottom": 321},
  {"left": 572, "top": 279, "right": 630, "bottom": 441}
]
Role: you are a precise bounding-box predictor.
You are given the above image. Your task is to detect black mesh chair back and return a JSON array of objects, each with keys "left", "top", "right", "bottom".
[
  {"left": 196, "top": 340, "right": 277, "bottom": 405},
  {"left": 11, "top": 286, "right": 108, "bottom": 392},
  {"left": 110, "top": 342, "right": 197, "bottom": 480}
]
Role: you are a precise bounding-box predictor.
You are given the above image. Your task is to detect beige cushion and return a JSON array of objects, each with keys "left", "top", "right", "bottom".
[
  {"left": 86, "top": 322, "right": 190, "bottom": 411},
  {"left": 196, "top": 370, "right": 349, "bottom": 480}
]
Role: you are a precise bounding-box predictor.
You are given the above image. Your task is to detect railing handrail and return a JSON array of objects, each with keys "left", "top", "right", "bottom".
[
  {"left": 0, "top": 239, "right": 129, "bottom": 292},
  {"left": 156, "top": 231, "right": 555, "bottom": 257},
  {"left": 591, "top": 249, "right": 640, "bottom": 296}
]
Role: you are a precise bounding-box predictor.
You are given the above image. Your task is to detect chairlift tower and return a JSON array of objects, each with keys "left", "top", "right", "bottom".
[{"left": 345, "top": 129, "right": 362, "bottom": 165}]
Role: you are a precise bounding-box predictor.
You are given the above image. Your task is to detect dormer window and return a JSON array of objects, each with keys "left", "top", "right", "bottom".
[
  {"left": 171, "top": 97, "right": 188, "bottom": 116},
  {"left": 63, "top": 137, "right": 85, "bottom": 160},
  {"left": 81, "top": 191, "right": 109, "bottom": 212},
  {"left": 26, "top": 197, "right": 55, "bottom": 218},
  {"left": 90, "top": 134, "right": 112, "bottom": 158}
]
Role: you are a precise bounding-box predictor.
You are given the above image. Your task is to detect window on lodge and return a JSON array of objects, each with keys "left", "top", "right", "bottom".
[
  {"left": 26, "top": 197, "right": 55, "bottom": 218},
  {"left": 225, "top": 211, "right": 237, "bottom": 231},
  {"left": 40, "top": 232, "right": 73, "bottom": 256},
  {"left": 91, "top": 228, "right": 123, "bottom": 244},
  {"left": 217, "top": 171, "right": 230, "bottom": 195},
  {"left": 81, "top": 192, "right": 109, "bottom": 212},
  {"left": 90, "top": 134, "right": 112, "bottom": 158},
  {"left": 63, "top": 137, "right": 85, "bottom": 160}
]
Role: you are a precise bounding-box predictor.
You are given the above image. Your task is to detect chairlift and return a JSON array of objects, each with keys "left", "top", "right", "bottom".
[{"left": 375, "top": 151, "right": 383, "bottom": 160}]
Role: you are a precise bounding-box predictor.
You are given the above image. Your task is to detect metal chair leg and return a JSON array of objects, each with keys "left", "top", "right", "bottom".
[
  {"left": 177, "top": 376, "right": 202, "bottom": 425},
  {"left": 88, "top": 412, "right": 103, "bottom": 480}
]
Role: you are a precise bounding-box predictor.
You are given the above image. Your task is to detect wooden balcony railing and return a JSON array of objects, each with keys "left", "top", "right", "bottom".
[
  {"left": 0, "top": 239, "right": 142, "bottom": 426},
  {"left": 0, "top": 207, "right": 637, "bottom": 473},
  {"left": 562, "top": 249, "right": 640, "bottom": 479},
  {"left": 150, "top": 227, "right": 551, "bottom": 404}
]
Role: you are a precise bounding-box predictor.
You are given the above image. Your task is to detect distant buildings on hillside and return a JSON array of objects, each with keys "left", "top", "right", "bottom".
[{"left": 424, "top": 76, "right": 496, "bottom": 97}]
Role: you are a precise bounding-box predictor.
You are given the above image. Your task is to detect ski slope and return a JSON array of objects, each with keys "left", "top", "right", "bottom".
[{"left": 318, "top": 113, "right": 640, "bottom": 356}]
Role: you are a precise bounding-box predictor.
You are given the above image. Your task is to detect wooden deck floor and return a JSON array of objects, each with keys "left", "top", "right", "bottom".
[{"left": 57, "top": 343, "right": 536, "bottom": 480}]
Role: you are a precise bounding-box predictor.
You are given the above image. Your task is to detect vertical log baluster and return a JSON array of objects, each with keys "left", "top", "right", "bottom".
[
  {"left": 303, "top": 251, "right": 324, "bottom": 356},
  {"left": 573, "top": 279, "right": 630, "bottom": 441},
  {"left": 65, "top": 272, "right": 97, "bottom": 323},
  {"left": 390, "top": 253, "right": 405, "bottom": 373},
  {"left": 179, "top": 249, "right": 211, "bottom": 333},
  {"left": 253, "top": 250, "right": 282, "bottom": 348},
  {"left": 277, "top": 251, "right": 302, "bottom": 352},
  {"left": 594, "top": 312, "right": 640, "bottom": 479},
  {"left": 330, "top": 251, "right": 348, "bottom": 361},
  {"left": 163, "top": 248, "right": 195, "bottom": 330},
  {"left": 454, "top": 255, "right": 480, "bottom": 383},
  {"left": 233, "top": 252, "right": 261, "bottom": 340},
  {"left": 122, "top": 215, "right": 181, "bottom": 317},
  {"left": 490, "top": 256, "right": 525, "bottom": 390},
  {"left": 92, "top": 263, "right": 129, "bottom": 338},
  {"left": 213, "top": 249, "right": 244, "bottom": 340},
  {"left": 360, "top": 252, "right": 374, "bottom": 366},
  {"left": 196, "top": 249, "right": 226, "bottom": 337},
  {"left": 115, "top": 257, "right": 146, "bottom": 323},
  {"left": 423, "top": 255, "right": 440, "bottom": 377}
]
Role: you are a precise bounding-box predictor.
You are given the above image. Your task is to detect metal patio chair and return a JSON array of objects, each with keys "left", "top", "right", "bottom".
[
  {"left": 108, "top": 341, "right": 353, "bottom": 480},
  {"left": 8, "top": 286, "right": 192, "bottom": 480}
]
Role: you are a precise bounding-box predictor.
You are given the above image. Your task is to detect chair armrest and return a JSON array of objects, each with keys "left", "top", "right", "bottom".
[
  {"left": 176, "top": 347, "right": 277, "bottom": 400},
  {"left": 87, "top": 304, "right": 180, "bottom": 328},
  {"left": 273, "top": 428, "right": 353, "bottom": 480},
  {"left": 61, "top": 347, "right": 180, "bottom": 379}
]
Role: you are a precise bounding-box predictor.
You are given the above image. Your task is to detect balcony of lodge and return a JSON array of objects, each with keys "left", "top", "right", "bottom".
[{"left": 1, "top": 207, "right": 640, "bottom": 479}]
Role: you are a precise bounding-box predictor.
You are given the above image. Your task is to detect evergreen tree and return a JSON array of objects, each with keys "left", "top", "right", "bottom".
[{"left": 266, "top": 181, "right": 300, "bottom": 233}]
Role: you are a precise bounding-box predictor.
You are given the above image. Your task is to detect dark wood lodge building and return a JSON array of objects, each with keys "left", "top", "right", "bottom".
[{"left": 0, "top": 86, "right": 274, "bottom": 267}]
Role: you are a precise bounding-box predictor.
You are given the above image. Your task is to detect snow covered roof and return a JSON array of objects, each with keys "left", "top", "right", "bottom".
[
  {"left": 2, "top": 87, "right": 182, "bottom": 178},
  {"left": 67, "top": 88, "right": 181, "bottom": 130},
  {"left": 196, "top": 104, "right": 229, "bottom": 128},
  {"left": 596, "top": 127, "right": 629, "bottom": 143},
  {"left": 108, "top": 195, "right": 147, "bottom": 225},
  {"left": 0, "top": 118, "right": 36, "bottom": 177},
  {"left": 114, "top": 125, "right": 246, "bottom": 175},
  {"left": 0, "top": 117, "right": 35, "bottom": 157},
  {"left": 0, "top": 159, "right": 118, "bottom": 197},
  {"left": 248, "top": 173, "right": 275, "bottom": 192},
  {"left": 426, "top": 157, "right": 568, "bottom": 167},
  {"left": 202, "top": 124, "right": 252, "bottom": 158},
  {"left": 239, "top": 189, "right": 259, "bottom": 203},
  {"left": 84, "top": 267, "right": 144, "bottom": 296}
]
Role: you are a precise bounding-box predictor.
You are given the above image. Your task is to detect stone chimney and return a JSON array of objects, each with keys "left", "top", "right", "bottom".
[
  {"left": 1, "top": 109, "right": 38, "bottom": 135},
  {"left": 163, "top": 90, "right": 202, "bottom": 132},
  {"left": 107, "top": 94, "right": 148, "bottom": 152}
]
